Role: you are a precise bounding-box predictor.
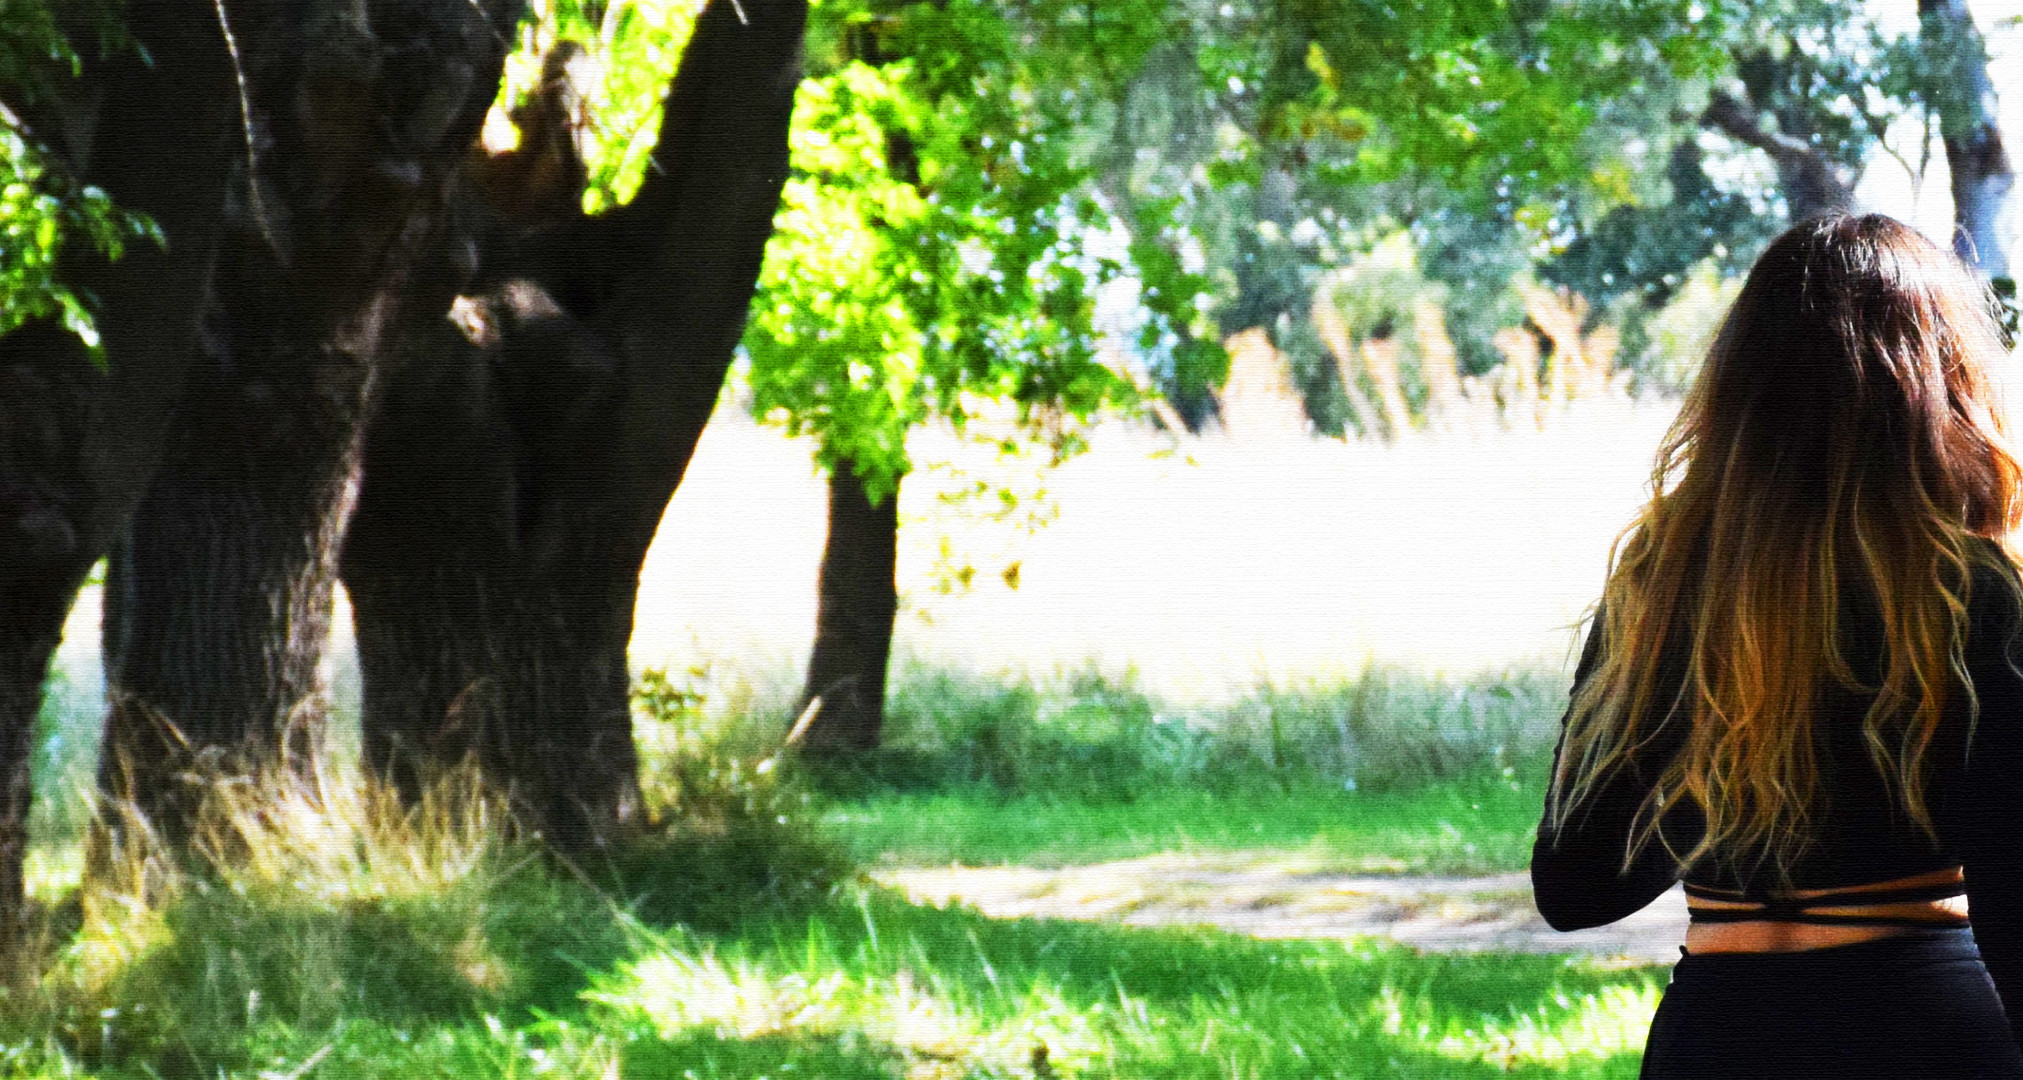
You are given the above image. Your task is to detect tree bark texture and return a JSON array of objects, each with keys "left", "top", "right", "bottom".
[
  {"left": 1920, "top": 0, "right": 2015, "bottom": 283},
  {"left": 342, "top": 309, "right": 642, "bottom": 844},
  {"left": 0, "top": 9, "right": 239, "bottom": 929},
  {"left": 100, "top": 0, "right": 522, "bottom": 831},
  {"left": 796, "top": 463, "right": 901, "bottom": 754},
  {"left": 341, "top": 0, "right": 808, "bottom": 851}
]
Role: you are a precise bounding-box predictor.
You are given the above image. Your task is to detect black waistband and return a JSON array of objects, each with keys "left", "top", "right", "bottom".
[{"left": 1683, "top": 879, "right": 1969, "bottom": 927}]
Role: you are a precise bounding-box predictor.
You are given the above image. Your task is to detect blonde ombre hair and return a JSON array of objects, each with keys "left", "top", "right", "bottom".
[{"left": 1549, "top": 214, "right": 2023, "bottom": 881}]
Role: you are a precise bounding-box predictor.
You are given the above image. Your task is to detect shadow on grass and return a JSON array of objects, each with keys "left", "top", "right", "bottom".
[
  {"left": 596, "top": 887, "right": 1661, "bottom": 1080},
  {"left": 9, "top": 654, "right": 1613, "bottom": 1079},
  {"left": 14, "top": 830, "right": 1653, "bottom": 1080}
]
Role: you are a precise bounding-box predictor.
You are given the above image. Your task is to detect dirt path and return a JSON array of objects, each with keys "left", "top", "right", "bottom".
[{"left": 878, "top": 852, "right": 1688, "bottom": 966}]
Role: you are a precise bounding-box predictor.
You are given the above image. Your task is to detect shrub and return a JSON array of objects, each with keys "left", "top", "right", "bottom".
[
  {"left": 681, "top": 657, "right": 1566, "bottom": 802},
  {"left": 615, "top": 666, "right": 850, "bottom": 930}
]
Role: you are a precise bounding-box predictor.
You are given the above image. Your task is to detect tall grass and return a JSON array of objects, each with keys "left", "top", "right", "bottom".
[
  {"left": 19, "top": 762, "right": 612, "bottom": 1075},
  {"left": 29, "top": 655, "right": 1565, "bottom": 883},
  {"left": 0, "top": 660, "right": 1633, "bottom": 1079},
  {"left": 0, "top": 698, "right": 854, "bottom": 1079},
  {"left": 653, "top": 657, "right": 1568, "bottom": 802},
  {"left": 631, "top": 657, "right": 1567, "bottom": 871}
]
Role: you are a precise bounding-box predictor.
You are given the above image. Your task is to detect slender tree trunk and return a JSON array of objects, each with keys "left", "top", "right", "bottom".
[
  {"left": 343, "top": 0, "right": 808, "bottom": 850},
  {"left": 100, "top": 0, "right": 520, "bottom": 830},
  {"left": 1920, "top": 0, "right": 2015, "bottom": 285},
  {"left": 0, "top": 9, "right": 237, "bottom": 930},
  {"left": 0, "top": 525, "right": 80, "bottom": 934},
  {"left": 796, "top": 463, "right": 901, "bottom": 754}
]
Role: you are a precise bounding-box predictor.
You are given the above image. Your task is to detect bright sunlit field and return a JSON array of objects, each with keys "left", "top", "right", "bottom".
[{"left": 630, "top": 393, "right": 1682, "bottom": 701}]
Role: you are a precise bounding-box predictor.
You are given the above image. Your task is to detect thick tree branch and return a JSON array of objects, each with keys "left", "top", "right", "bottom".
[
  {"left": 344, "top": 0, "right": 809, "bottom": 849},
  {"left": 1702, "top": 90, "right": 1853, "bottom": 221},
  {"left": 1919, "top": 0, "right": 2015, "bottom": 279}
]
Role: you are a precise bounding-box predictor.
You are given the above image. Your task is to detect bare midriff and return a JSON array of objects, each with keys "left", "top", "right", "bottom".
[{"left": 1683, "top": 865, "right": 1970, "bottom": 954}]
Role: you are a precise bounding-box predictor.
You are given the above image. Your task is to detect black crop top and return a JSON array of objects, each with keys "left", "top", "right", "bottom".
[{"left": 1532, "top": 551, "right": 2023, "bottom": 1038}]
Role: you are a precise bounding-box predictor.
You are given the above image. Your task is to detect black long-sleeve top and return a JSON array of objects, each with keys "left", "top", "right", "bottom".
[{"left": 1533, "top": 554, "right": 2023, "bottom": 1039}]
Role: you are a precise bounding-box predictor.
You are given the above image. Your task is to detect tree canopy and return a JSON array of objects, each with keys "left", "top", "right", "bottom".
[
  {"left": 742, "top": 0, "right": 1150, "bottom": 500},
  {"left": 0, "top": 0, "right": 2015, "bottom": 915}
]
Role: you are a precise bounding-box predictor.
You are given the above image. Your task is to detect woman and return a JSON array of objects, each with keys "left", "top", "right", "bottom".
[{"left": 1533, "top": 214, "right": 2023, "bottom": 1079}]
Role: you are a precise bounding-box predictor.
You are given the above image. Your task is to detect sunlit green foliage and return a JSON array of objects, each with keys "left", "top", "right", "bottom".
[
  {"left": 499, "top": 1, "right": 1164, "bottom": 493},
  {"left": 1207, "top": 0, "right": 1705, "bottom": 204},
  {"left": 0, "top": 134, "right": 140, "bottom": 351},
  {"left": 743, "top": 0, "right": 1164, "bottom": 497},
  {"left": 494, "top": 0, "right": 700, "bottom": 212},
  {"left": 1098, "top": 0, "right": 1748, "bottom": 416},
  {"left": 0, "top": 1, "right": 150, "bottom": 354},
  {"left": 1424, "top": 0, "right": 1947, "bottom": 387}
]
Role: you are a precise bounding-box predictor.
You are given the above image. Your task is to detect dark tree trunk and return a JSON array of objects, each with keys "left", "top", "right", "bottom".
[
  {"left": 0, "top": 9, "right": 239, "bottom": 930},
  {"left": 342, "top": 313, "right": 644, "bottom": 845},
  {"left": 98, "top": 249, "right": 379, "bottom": 806},
  {"left": 0, "top": 505, "right": 86, "bottom": 934},
  {"left": 99, "top": 0, "right": 521, "bottom": 830},
  {"left": 1920, "top": 0, "right": 2015, "bottom": 284},
  {"left": 342, "top": 0, "right": 808, "bottom": 851},
  {"left": 341, "top": 320, "right": 518, "bottom": 803},
  {"left": 795, "top": 463, "right": 901, "bottom": 754},
  {"left": 0, "top": 320, "right": 100, "bottom": 932}
]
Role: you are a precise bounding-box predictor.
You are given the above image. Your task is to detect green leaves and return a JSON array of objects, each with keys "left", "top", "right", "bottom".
[
  {"left": 493, "top": 1, "right": 702, "bottom": 212},
  {"left": 743, "top": 0, "right": 1141, "bottom": 494},
  {"left": 0, "top": 0, "right": 151, "bottom": 359},
  {"left": 0, "top": 109, "right": 153, "bottom": 361}
]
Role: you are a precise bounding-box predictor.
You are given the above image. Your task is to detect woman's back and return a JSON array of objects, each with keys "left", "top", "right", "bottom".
[
  {"left": 1535, "top": 549, "right": 2023, "bottom": 896},
  {"left": 1693, "top": 554, "right": 2009, "bottom": 895},
  {"left": 1531, "top": 214, "right": 2023, "bottom": 1077}
]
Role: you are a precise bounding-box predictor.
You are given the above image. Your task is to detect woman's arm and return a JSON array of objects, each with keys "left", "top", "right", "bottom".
[
  {"left": 1955, "top": 559, "right": 2023, "bottom": 1040},
  {"left": 1530, "top": 612, "right": 1691, "bottom": 931}
]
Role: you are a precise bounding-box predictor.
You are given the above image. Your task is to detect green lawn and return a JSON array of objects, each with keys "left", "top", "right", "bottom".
[
  {"left": 4, "top": 880, "right": 1658, "bottom": 1079},
  {"left": 0, "top": 770, "right": 1657, "bottom": 1080},
  {"left": 0, "top": 662, "right": 1664, "bottom": 1079},
  {"left": 596, "top": 893, "right": 1658, "bottom": 1080},
  {"left": 816, "top": 771, "right": 1543, "bottom": 874}
]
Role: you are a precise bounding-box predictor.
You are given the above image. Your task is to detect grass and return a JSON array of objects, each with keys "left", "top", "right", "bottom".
[
  {"left": 589, "top": 893, "right": 1657, "bottom": 1080},
  {"left": 818, "top": 774, "right": 1542, "bottom": 874},
  {"left": 34, "top": 658, "right": 1569, "bottom": 881},
  {"left": 0, "top": 657, "right": 1650, "bottom": 1079},
  {"left": 0, "top": 887, "right": 1662, "bottom": 1079},
  {"left": 708, "top": 659, "right": 1566, "bottom": 873}
]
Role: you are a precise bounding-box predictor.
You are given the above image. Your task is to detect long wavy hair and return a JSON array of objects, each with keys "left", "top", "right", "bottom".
[{"left": 1548, "top": 214, "right": 2023, "bottom": 880}]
